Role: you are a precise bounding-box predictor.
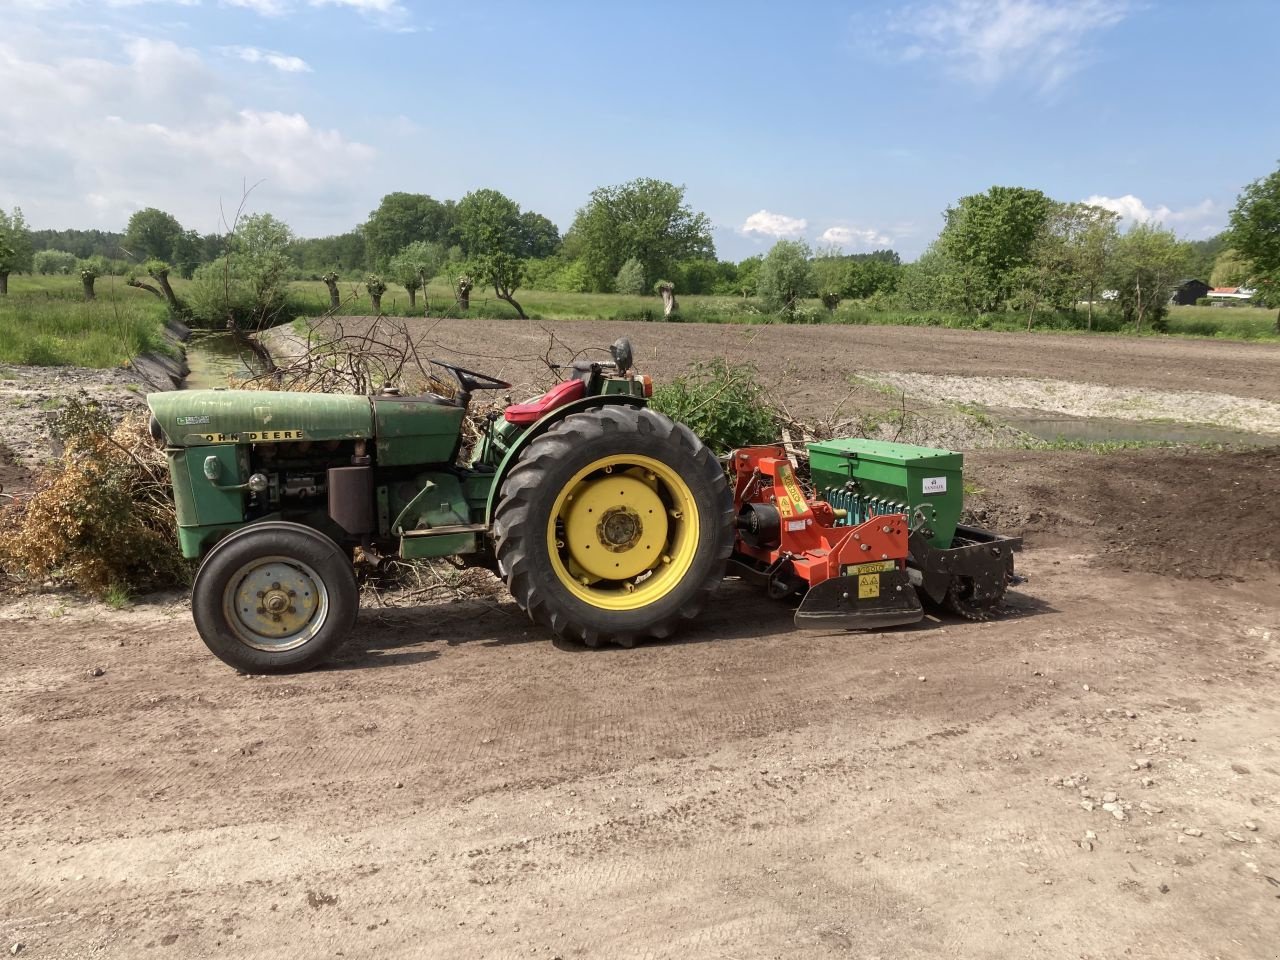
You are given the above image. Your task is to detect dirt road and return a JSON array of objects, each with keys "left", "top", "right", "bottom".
[{"left": 3, "top": 442, "right": 1278, "bottom": 959}]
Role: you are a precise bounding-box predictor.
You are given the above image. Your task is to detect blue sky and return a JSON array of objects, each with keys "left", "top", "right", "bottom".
[{"left": 2, "top": 0, "right": 1278, "bottom": 260}]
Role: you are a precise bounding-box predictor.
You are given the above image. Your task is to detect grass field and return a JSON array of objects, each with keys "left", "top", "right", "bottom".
[
  {"left": 0, "top": 276, "right": 174, "bottom": 368},
  {"left": 1, "top": 274, "right": 1275, "bottom": 370}
]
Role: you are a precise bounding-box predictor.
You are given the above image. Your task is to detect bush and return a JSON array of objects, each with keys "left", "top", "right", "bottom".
[
  {"left": 614, "top": 258, "right": 646, "bottom": 296},
  {"left": 186, "top": 260, "right": 258, "bottom": 327},
  {"left": 758, "top": 239, "right": 813, "bottom": 318},
  {"left": 33, "top": 249, "right": 79, "bottom": 275},
  {"left": 0, "top": 394, "right": 188, "bottom": 595},
  {"left": 650, "top": 360, "right": 778, "bottom": 454}
]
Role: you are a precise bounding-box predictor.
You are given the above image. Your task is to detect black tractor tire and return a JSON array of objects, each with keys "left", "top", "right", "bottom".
[
  {"left": 493, "top": 405, "right": 734, "bottom": 648},
  {"left": 191, "top": 521, "right": 359, "bottom": 673}
]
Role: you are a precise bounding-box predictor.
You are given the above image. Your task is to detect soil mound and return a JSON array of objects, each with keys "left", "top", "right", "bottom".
[{"left": 966, "top": 447, "right": 1280, "bottom": 581}]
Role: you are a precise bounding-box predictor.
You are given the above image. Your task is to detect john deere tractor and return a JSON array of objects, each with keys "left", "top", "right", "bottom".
[
  {"left": 149, "top": 338, "right": 1020, "bottom": 673},
  {"left": 147, "top": 340, "right": 734, "bottom": 672}
]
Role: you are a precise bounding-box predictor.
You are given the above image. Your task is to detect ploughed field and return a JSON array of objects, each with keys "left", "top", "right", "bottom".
[{"left": 2, "top": 321, "right": 1279, "bottom": 959}]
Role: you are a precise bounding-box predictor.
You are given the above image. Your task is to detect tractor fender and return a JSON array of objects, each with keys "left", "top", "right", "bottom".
[{"left": 483, "top": 394, "right": 646, "bottom": 525}]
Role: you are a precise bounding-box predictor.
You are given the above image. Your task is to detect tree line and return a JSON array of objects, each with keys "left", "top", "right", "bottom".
[{"left": 1, "top": 161, "right": 1277, "bottom": 332}]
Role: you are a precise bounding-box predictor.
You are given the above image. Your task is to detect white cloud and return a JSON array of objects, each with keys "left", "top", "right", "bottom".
[
  {"left": 1083, "top": 194, "right": 1219, "bottom": 231},
  {"left": 221, "top": 0, "right": 292, "bottom": 14},
  {"left": 741, "top": 210, "right": 808, "bottom": 239},
  {"left": 0, "top": 34, "right": 374, "bottom": 233},
  {"left": 218, "top": 45, "right": 312, "bottom": 72},
  {"left": 222, "top": 0, "right": 412, "bottom": 26},
  {"left": 876, "top": 0, "right": 1131, "bottom": 93},
  {"left": 820, "top": 225, "right": 892, "bottom": 250}
]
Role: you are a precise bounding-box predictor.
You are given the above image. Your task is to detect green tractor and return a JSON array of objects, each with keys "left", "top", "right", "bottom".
[{"left": 147, "top": 340, "right": 735, "bottom": 673}]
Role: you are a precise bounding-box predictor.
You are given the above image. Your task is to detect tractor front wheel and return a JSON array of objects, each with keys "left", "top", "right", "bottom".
[
  {"left": 494, "top": 406, "right": 734, "bottom": 647},
  {"left": 191, "top": 521, "right": 359, "bottom": 673}
]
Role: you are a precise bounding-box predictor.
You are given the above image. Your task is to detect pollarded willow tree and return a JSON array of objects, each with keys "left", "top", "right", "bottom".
[
  {"left": 388, "top": 240, "right": 446, "bottom": 311},
  {"left": 758, "top": 239, "right": 813, "bottom": 319}
]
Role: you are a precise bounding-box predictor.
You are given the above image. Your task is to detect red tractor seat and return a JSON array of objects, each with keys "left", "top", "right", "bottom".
[{"left": 503, "top": 379, "right": 586, "bottom": 425}]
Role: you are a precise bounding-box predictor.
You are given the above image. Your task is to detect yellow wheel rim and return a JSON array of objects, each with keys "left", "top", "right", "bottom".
[{"left": 547, "top": 453, "right": 699, "bottom": 611}]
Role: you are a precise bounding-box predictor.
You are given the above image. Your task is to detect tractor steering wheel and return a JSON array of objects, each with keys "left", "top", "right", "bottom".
[
  {"left": 429, "top": 359, "right": 512, "bottom": 405},
  {"left": 430, "top": 359, "right": 512, "bottom": 392}
]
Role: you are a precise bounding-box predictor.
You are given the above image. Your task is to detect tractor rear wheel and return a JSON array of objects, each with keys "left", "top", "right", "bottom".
[
  {"left": 191, "top": 521, "right": 359, "bottom": 673},
  {"left": 493, "top": 406, "right": 734, "bottom": 648}
]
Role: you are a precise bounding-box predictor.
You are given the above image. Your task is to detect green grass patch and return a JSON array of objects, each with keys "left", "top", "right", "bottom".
[
  {"left": 0, "top": 276, "right": 173, "bottom": 368},
  {"left": 1021, "top": 436, "right": 1233, "bottom": 454}
]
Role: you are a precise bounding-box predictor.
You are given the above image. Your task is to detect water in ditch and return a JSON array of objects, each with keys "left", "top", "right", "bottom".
[{"left": 184, "top": 331, "right": 265, "bottom": 389}]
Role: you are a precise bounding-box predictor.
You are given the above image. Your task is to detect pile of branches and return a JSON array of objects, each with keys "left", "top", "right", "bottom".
[
  {"left": 239, "top": 316, "right": 443, "bottom": 396},
  {"left": 0, "top": 394, "right": 188, "bottom": 596}
]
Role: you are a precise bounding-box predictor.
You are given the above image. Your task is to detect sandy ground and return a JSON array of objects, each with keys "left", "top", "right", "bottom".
[
  {"left": 0, "top": 365, "right": 146, "bottom": 495},
  {"left": 870, "top": 372, "right": 1280, "bottom": 435},
  {"left": 2, "top": 323, "right": 1279, "bottom": 959}
]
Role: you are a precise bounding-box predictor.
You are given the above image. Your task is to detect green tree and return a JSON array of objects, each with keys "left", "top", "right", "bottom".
[
  {"left": 518, "top": 211, "right": 561, "bottom": 259},
  {"left": 388, "top": 240, "right": 446, "bottom": 310},
  {"left": 568, "top": 178, "right": 714, "bottom": 292},
  {"left": 614, "top": 257, "right": 646, "bottom": 295},
  {"left": 290, "top": 231, "right": 366, "bottom": 276},
  {"left": 1110, "top": 223, "right": 1189, "bottom": 332},
  {"left": 1183, "top": 232, "right": 1227, "bottom": 282},
  {"left": 1015, "top": 205, "right": 1077, "bottom": 330},
  {"left": 936, "top": 186, "right": 1056, "bottom": 313},
  {"left": 363, "top": 193, "right": 457, "bottom": 268},
  {"left": 0, "top": 206, "right": 33, "bottom": 295},
  {"left": 811, "top": 248, "right": 848, "bottom": 311},
  {"left": 844, "top": 258, "right": 900, "bottom": 299},
  {"left": 123, "top": 207, "right": 185, "bottom": 263},
  {"left": 188, "top": 213, "right": 294, "bottom": 329},
  {"left": 1062, "top": 204, "right": 1120, "bottom": 329},
  {"left": 1228, "top": 162, "right": 1280, "bottom": 331},
  {"left": 732, "top": 255, "right": 762, "bottom": 297},
  {"left": 897, "top": 246, "right": 950, "bottom": 310},
  {"left": 1209, "top": 248, "right": 1253, "bottom": 287},
  {"left": 27, "top": 227, "right": 122, "bottom": 260},
  {"left": 458, "top": 188, "right": 528, "bottom": 318},
  {"left": 758, "top": 239, "right": 812, "bottom": 319}
]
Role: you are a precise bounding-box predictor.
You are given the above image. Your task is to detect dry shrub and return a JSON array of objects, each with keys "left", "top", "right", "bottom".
[{"left": 0, "top": 394, "right": 189, "bottom": 595}]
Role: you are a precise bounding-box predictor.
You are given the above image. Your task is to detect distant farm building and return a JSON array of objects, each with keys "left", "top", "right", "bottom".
[
  {"left": 1170, "top": 279, "right": 1211, "bottom": 305},
  {"left": 1206, "top": 286, "right": 1256, "bottom": 303}
]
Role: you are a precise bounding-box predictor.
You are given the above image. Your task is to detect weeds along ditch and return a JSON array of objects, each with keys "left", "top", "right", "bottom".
[{"left": 0, "top": 277, "right": 177, "bottom": 368}]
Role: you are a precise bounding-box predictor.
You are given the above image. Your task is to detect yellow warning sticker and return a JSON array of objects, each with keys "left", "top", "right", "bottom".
[
  {"left": 777, "top": 464, "right": 808, "bottom": 515},
  {"left": 858, "top": 574, "right": 880, "bottom": 599},
  {"left": 777, "top": 495, "right": 794, "bottom": 518},
  {"left": 844, "top": 560, "right": 896, "bottom": 576}
]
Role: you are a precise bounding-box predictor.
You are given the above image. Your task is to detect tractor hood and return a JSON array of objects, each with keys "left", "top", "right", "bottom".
[{"left": 148, "top": 390, "right": 374, "bottom": 447}]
